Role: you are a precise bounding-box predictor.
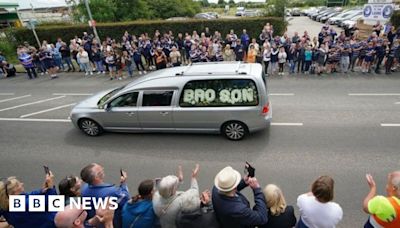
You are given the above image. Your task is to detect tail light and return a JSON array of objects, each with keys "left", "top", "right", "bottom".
[{"left": 262, "top": 102, "right": 270, "bottom": 115}]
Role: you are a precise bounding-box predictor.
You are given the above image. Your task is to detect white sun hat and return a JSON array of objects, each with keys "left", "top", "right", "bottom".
[{"left": 214, "top": 166, "right": 242, "bottom": 192}]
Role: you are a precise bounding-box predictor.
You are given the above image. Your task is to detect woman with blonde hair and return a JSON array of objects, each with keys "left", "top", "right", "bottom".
[
  {"left": 260, "top": 184, "right": 296, "bottom": 228},
  {"left": 0, "top": 173, "right": 57, "bottom": 227},
  {"left": 223, "top": 44, "right": 235, "bottom": 61}
]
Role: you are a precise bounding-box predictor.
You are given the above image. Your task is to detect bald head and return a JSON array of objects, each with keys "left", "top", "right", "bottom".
[
  {"left": 54, "top": 206, "right": 86, "bottom": 228},
  {"left": 387, "top": 171, "right": 400, "bottom": 197}
]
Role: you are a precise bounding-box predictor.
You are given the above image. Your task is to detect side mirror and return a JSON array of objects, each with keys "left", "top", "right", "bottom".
[{"left": 104, "top": 104, "right": 111, "bottom": 112}]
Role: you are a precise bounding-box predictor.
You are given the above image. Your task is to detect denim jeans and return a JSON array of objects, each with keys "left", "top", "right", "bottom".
[
  {"left": 62, "top": 57, "right": 75, "bottom": 71},
  {"left": 54, "top": 57, "right": 63, "bottom": 70},
  {"left": 94, "top": 61, "right": 104, "bottom": 72},
  {"left": 304, "top": 60, "right": 312, "bottom": 72},
  {"left": 126, "top": 64, "right": 134, "bottom": 77},
  {"left": 289, "top": 60, "right": 296, "bottom": 73},
  {"left": 81, "top": 62, "right": 92, "bottom": 73},
  {"left": 340, "top": 56, "right": 350, "bottom": 73}
]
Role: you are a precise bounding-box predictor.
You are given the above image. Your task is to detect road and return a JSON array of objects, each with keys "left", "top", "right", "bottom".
[{"left": 1, "top": 70, "right": 400, "bottom": 227}]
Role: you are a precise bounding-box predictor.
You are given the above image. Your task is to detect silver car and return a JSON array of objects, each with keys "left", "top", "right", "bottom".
[{"left": 70, "top": 62, "right": 272, "bottom": 140}]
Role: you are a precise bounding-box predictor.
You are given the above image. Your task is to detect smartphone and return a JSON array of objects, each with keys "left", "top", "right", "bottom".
[
  {"left": 120, "top": 168, "right": 124, "bottom": 177},
  {"left": 43, "top": 166, "right": 50, "bottom": 175},
  {"left": 154, "top": 178, "right": 161, "bottom": 189},
  {"left": 245, "top": 162, "right": 255, "bottom": 178}
]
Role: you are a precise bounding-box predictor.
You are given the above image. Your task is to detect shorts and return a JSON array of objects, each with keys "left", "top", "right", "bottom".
[
  {"left": 364, "top": 56, "right": 374, "bottom": 62},
  {"left": 43, "top": 59, "right": 56, "bottom": 69},
  {"left": 108, "top": 64, "right": 116, "bottom": 72}
]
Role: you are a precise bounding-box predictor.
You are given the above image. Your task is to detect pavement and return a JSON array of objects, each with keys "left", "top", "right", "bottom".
[{"left": 1, "top": 70, "right": 400, "bottom": 227}]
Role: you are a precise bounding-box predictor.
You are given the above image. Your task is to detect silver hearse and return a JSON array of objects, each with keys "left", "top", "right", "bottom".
[{"left": 70, "top": 62, "right": 272, "bottom": 140}]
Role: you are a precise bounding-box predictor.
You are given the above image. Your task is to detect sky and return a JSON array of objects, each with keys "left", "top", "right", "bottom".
[{"left": 14, "top": 0, "right": 67, "bottom": 9}]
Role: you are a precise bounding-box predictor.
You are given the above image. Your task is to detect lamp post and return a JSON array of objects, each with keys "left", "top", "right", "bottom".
[{"left": 84, "top": 0, "right": 100, "bottom": 43}]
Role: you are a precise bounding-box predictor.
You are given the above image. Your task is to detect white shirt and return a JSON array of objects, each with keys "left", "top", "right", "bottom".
[{"left": 297, "top": 193, "right": 343, "bottom": 228}]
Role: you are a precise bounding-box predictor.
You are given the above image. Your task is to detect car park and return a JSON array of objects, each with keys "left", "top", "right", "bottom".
[
  {"left": 327, "top": 9, "right": 359, "bottom": 24},
  {"left": 320, "top": 11, "right": 341, "bottom": 23},
  {"left": 337, "top": 11, "right": 362, "bottom": 27},
  {"left": 236, "top": 7, "right": 245, "bottom": 16},
  {"left": 291, "top": 8, "right": 301, "bottom": 16},
  {"left": 316, "top": 9, "right": 337, "bottom": 22},
  {"left": 70, "top": 62, "right": 272, "bottom": 141},
  {"left": 343, "top": 14, "right": 363, "bottom": 29},
  {"left": 243, "top": 9, "right": 262, "bottom": 17}
]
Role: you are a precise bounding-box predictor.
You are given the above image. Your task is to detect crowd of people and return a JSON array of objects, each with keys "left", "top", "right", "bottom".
[
  {"left": 1, "top": 163, "right": 400, "bottom": 228},
  {"left": 13, "top": 21, "right": 400, "bottom": 81}
]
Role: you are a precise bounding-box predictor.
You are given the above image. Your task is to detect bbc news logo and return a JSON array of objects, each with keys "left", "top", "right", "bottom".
[{"left": 9, "top": 196, "right": 119, "bottom": 212}]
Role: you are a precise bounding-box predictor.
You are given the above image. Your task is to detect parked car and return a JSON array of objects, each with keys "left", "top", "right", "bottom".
[
  {"left": 243, "top": 9, "right": 262, "bottom": 17},
  {"left": 337, "top": 11, "right": 362, "bottom": 27},
  {"left": 316, "top": 10, "right": 336, "bottom": 21},
  {"left": 312, "top": 8, "right": 333, "bottom": 20},
  {"left": 303, "top": 7, "right": 318, "bottom": 16},
  {"left": 236, "top": 7, "right": 245, "bottom": 16},
  {"left": 205, "top": 12, "right": 219, "bottom": 18},
  {"left": 70, "top": 62, "right": 272, "bottom": 140},
  {"left": 291, "top": 8, "right": 301, "bottom": 16},
  {"left": 327, "top": 9, "right": 359, "bottom": 25},
  {"left": 343, "top": 14, "right": 363, "bottom": 29},
  {"left": 320, "top": 12, "right": 341, "bottom": 23},
  {"left": 194, "top": 13, "right": 216, "bottom": 20}
]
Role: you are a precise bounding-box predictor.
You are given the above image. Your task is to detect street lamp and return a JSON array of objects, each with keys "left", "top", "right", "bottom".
[{"left": 84, "top": 0, "right": 100, "bottom": 43}]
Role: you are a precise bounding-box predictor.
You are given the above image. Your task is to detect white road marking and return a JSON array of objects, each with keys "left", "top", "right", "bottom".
[
  {"left": 349, "top": 93, "right": 400, "bottom": 96},
  {"left": 395, "top": 102, "right": 400, "bottom": 105},
  {"left": 0, "top": 96, "right": 66, "bottom": 112},
  {"left": 0, "top": 93, "right": 15, "bottom": 95},
  {"left": 53, "top": 93, "right": 93, "bottom": 96},
  {"left": 270, "top": 93, "right": 295, "bottom": 96},
  {"left": 0, "top": 95, "right": 32, "bottom": 103},
  {"left": 271, "top": 122, "right": 303, "bottom": 126},
  {"left": 381, "top": 124, "right": 400, "bottom": 127},
  {"left": 20, "top": 103, "right": 76, "bottom": 118},
  {"left": 0, "top": 118, "right": 71, "bottom": 123},
  {"left": 0, "top": 118, "right": 304, "bottom": 127}
]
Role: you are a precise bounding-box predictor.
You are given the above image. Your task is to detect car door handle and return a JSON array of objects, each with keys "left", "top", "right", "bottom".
[
  {"left": 160, "top": 111, "right": 169, "bottom": 116},
  {"left": 126, "top": 112, "right": 135, "bottom": 116}
]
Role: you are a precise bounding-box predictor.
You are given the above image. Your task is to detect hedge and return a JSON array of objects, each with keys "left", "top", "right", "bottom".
[
  {"left": 390, "top": 10, "right": 400, "bottom": 28},
  {"left": 8, "top": 17, "right": 286, "bottom": 47}
]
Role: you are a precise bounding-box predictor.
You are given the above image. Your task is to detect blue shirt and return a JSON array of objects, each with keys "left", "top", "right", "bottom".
[
  {"left": 0, "top": 188, "right": 57, "bottom": 228},
  {"left": 212, "top": 180, "right": 268, "bottom": 228},
  {"left": 81, "top": 182, "right": 130, "bottom": 228},
  {"left": 122, "top": 199, "right": 158, "bottom": 228},
  {"left": 241, "top": 34, "right": 250, "bottom": 47},
  {"left": 19, "top": 53, "right": 34, "bottom": 68}
]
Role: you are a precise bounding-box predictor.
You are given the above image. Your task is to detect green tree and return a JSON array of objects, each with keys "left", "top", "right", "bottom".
[
  {"left": 114, "top": 0, "right": 153, "bottom": 20},
  {"left": 201, "top": 0, "right": 210, "bottom": 7},
  {"left": 218, "top": 0, "right": 225, "bottom": 5},
  {"left": 72, "top": 0, "right": 117, "bottom": 22},
  {"left": 265, "top": 0, "right": 287, "bottom": 17},
  {"left": 148, "top": 0, "right": 201, "bottom": 19}
]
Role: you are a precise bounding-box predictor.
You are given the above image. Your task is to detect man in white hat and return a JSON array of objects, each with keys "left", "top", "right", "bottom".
[{"left": 212, "top": 166, "right": 268, "bottom": 228}]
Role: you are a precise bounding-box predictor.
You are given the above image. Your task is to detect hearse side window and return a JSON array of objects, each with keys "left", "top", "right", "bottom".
[
  {"left": 179, "top": 79, "right": 258, "bottom": 107},
  {"left": 142, "top": 91, "right": 174, "bottom": 106},
  {"left": 109, "top": 92, "right": 138, "bottom": 107}
]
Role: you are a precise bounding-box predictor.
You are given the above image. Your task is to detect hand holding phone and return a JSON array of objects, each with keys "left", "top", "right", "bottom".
[
  {"left": 43, "top": 166, "right": 50, "bottom": 175},
  {"left": 120, "top": 169, "right": 127, "bottom": 184},
  {"left": 244, "top": 162, "right": 255, "bottom": 178}
]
